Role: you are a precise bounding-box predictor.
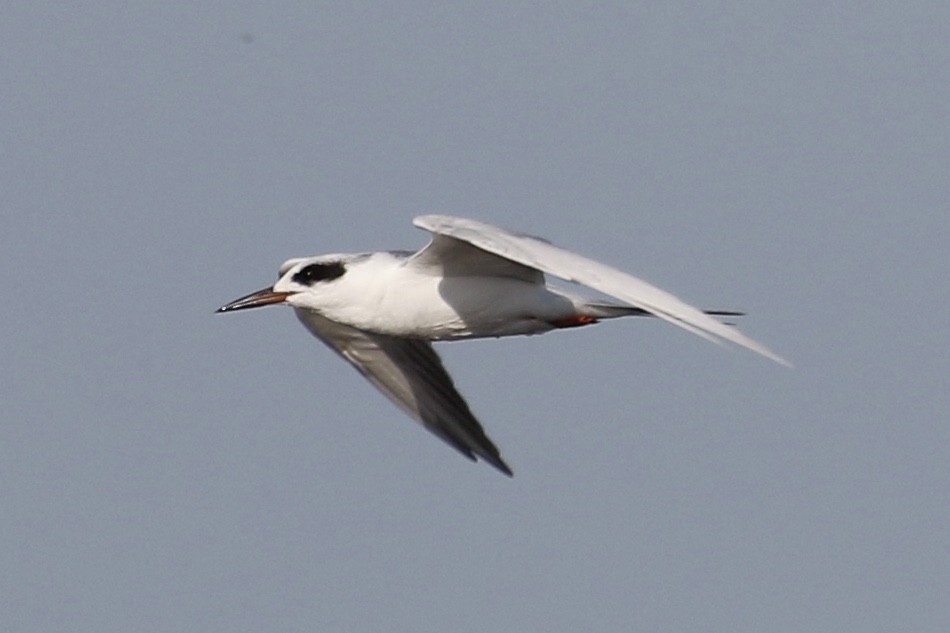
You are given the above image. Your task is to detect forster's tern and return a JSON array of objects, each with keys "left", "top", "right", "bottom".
[{"left": 218, "top": 215, "right": 789, "bottom": 476}]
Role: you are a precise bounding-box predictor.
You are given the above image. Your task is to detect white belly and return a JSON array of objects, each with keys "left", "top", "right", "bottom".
[
  {"left": 419, "top": 276, "right": 578, "bottom": 339},
  {"left": 331, "top": 270, "right": 577, "bottom": 339},
  {"left": 284, "top": 252, "right": 581, "bottom": 339}
]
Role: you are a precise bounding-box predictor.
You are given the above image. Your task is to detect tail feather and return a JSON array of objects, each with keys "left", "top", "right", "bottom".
[{"left": 582, "top": 301, "right": 743, "bottom": 321}]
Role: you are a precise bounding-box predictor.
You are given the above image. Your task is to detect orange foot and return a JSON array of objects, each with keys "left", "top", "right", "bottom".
[{"left": 550, "top": 315, "right": 599, "bottom": 329}]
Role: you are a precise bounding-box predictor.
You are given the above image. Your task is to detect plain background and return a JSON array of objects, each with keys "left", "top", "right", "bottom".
[{"left": 2, "top": 2, "right": 948, "bottom": 631}]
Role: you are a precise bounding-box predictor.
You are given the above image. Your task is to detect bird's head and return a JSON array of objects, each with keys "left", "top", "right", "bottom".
[{"left": 216, "top": 256, "right": 349, "bottom": 314}]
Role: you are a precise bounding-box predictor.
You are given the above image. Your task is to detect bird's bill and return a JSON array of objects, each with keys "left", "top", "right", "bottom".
[{"left": 216, "top": 287, "right": 294, "bottom": 313}]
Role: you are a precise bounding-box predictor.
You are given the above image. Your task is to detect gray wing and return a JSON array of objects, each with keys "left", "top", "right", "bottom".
[
  {"left": 294, "top": 308, "right": 513, "bottom": 476},
  {"left": 408, "top": 232, "right": 544, "bottom": 283},
  {"left": 413, "top": 214, "right": 791, "bottom": 366}
]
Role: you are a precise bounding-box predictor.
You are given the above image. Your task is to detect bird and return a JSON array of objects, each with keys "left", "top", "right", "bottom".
[{"left": 217, "top": 215, "right": 790, "bottom": 476}]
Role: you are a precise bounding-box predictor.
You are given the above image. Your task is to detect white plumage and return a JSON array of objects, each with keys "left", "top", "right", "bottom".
[{"left": 218, "top": 215, "right": 790, "bottom": 476}]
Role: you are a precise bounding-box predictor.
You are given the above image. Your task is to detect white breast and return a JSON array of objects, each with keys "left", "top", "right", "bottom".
[{"left": 315, "top": 253, "right": 577, "bottom": 339}]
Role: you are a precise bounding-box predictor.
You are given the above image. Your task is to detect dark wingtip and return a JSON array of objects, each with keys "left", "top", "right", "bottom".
[
  {"left": 452, "top": 443, "right": 513, "bottom": 476},
  {"left": 495, "top": 461, "right": 514, "bottom": 478},
  {"left": 484, "top": 455, "right": 514, "bottom": 477}
]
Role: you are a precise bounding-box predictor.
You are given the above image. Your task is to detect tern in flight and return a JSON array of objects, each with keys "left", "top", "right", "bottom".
[{"left": 218, "top": 215, "right": 789, "bottom": 476}]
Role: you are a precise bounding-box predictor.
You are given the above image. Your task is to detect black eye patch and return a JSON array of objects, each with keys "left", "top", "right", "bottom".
[{"left": 291, "top": 261, "right": 346, "bottom": 286}]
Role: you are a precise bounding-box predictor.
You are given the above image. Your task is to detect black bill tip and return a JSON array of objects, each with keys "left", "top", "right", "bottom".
[{"left": 216, "top": 288, "right": 293, "bottom": 313}]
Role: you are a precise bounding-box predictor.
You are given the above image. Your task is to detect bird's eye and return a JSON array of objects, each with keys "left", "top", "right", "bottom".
[{"left": 292, "top": 261, "right": 346, "bottom": 286}]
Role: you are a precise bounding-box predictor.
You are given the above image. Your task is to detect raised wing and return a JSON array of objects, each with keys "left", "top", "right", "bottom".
[
  {"left": 414, "top": 215, "right": 791, "bottom": 366},
  {"left": 407, "top": 233, "right": 543, "bottom": 283},
  {"left": 293, "top": 308, "right": 513, "bottom": 476}
]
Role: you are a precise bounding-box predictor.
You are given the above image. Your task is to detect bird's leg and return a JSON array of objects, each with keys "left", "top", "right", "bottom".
[{"left": 549, "top": 315, "right": 599, "bottom": 328}]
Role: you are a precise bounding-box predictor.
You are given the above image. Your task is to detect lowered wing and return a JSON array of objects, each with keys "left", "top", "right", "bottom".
[{"left": 294, "top": 308, "right": 513, "bottom": 476}]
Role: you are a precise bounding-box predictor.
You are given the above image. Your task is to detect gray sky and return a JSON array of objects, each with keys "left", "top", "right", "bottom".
[{"left": 2, "top": 2, "right": 948, "bottom": 631}]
